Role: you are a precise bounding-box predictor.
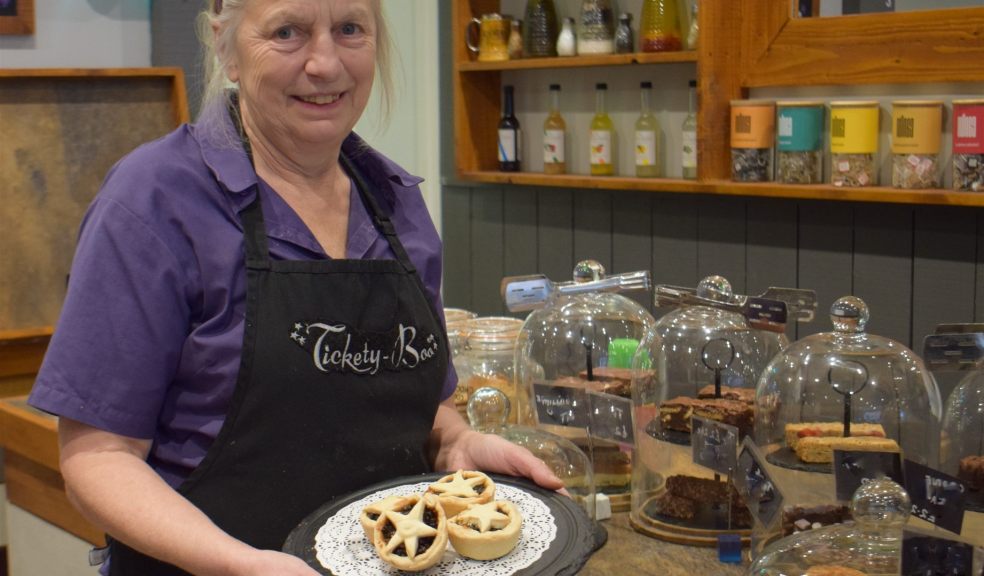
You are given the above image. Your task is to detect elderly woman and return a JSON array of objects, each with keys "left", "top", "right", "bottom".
[{"left": 28, "top": 1, "right": 561, "bottom": 574}]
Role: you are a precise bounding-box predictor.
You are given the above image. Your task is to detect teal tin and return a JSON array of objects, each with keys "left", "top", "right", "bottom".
[{"left": 776, "top": 101, "right": 824, "bottom": 152}]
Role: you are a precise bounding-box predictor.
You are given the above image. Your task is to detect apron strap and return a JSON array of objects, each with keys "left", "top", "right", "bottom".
[
  {"left": 240, "top": 196, "right": 272, "bottom": 269},
  {"left": 340, "top": 152, "right": 417, "bottom": 275}
]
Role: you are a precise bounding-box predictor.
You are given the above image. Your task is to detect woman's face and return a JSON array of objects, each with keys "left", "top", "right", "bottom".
[{"left": 226, "top": 0, "right": 377, "bottom": 150}]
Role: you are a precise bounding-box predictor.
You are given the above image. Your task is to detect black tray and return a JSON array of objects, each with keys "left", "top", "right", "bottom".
[
  {"left": 282, "top": 472, "right": 607, "bottom": 576},
  {"left": 766, "top": 446, "right": 834, "bottom": 474}
]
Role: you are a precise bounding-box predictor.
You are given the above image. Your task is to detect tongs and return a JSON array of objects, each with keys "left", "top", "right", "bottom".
[
  {"left": 501, "top": 271, "right": 651, "bottom": 312},
  {"left": 654, "top": 284, "right": 817, "bottom": 332}
]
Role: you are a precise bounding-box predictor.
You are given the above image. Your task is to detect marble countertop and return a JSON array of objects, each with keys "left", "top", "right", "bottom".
[{"left": 580, "top": 512, "right": 747, "bottom": 575}]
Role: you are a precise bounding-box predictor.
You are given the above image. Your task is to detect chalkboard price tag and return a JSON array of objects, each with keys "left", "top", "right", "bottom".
[
  {"left": 903, "top": 459, "right": 967, "bottom": 535},
  {"left": 833, "top": 449, "right": 903, "bottom": 502},
  {"left": 734, "top": 438, "right": 784, "bottom": 528},
  {"left": 532, "top": 382, "right": 590, "bottom": 429},
  {"left": 901, "top": 530, "right": 976, "bottom": 576},
  {"left": 745, "top": 297, "right": 788, "bottom": 332},
  {"left": 586, "top": 390, "right": 635, "bottom": 446},
  {"left": 691, "top": 416, "right": 739, "bottom": 475}
]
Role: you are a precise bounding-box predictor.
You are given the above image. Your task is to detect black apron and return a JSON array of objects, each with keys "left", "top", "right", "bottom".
[{"left": 108, "top": 153, "right": 448, "bottom": 575}]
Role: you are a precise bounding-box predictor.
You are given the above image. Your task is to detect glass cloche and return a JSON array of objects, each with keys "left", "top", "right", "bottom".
[
  {"left": 941, "top": 365, "right": 984, "bottom": 521},
  {"left": 749, "top": 478, "right": 911, "bottom": 575},
  {"left": 753, "top": 296, "right": 942, "bottom": 544},
  {"left": 630, "top": 275, "right": 799, "bottom": 546},
  {"left": 508, "top": 260, "right": 654, "bottom": 504}
]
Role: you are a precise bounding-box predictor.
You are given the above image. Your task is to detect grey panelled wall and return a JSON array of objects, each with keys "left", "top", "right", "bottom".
[{"left": 437, "top": 7, "right": 984, "bottom": 399}]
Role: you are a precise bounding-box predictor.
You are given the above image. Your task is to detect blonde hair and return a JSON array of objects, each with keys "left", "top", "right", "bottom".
[{"left": 195, "top": 0, "right": 393, "bottom": 122}]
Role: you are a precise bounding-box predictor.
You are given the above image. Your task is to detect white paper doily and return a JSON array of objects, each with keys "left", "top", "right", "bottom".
[{"left": 314, "top": 481, "right": 557, "bottom": 576}]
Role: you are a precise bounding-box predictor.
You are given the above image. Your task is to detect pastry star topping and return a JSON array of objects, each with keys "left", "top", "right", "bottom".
[
  {"left": 382, "top": 496, "right": 439, "bottom": 560},
  {"left": 453, "top": 501, "right": 511, "bottom": 532},
  {"left": 428, "top": 469, "right": 486, "bottom": 497}
]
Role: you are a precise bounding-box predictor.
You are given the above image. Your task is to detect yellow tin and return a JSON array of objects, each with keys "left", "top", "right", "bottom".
[{"left": 829, "top": 101, "right": 880, "bottom": 154}]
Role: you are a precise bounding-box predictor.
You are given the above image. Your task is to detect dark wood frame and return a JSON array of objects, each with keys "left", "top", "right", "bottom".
[{"left": 0, "top": 0, "right": 35, "bottom": 35}]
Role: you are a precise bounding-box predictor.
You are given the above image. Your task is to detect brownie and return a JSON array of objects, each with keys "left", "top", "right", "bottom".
[
  {"left": 781, "top": 504, "right": 851, "bottom": 536},
  {"left": 697, "top": 384, "right": 756, "bottom": 404},
  {"left": 652, "top": 492, "right": 696, "bottom": 520},
  {"left": 658, "top": 396, "right": 754, "bottom": 436},
  {"left": 666, "top": 474, "right": 730, "bottom": 502},
  {"left": 577, "top": 367, "right": 655, "bottom": 398},
  {"left": 958, "top": 455, "right": 984, "bottom": 491}
]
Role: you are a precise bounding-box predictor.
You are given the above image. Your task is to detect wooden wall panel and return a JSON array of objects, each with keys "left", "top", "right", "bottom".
[
  {"left": 697, "top": 197, "right": 747, "bottom": 293},
  {"left": 852, "top": 204, "right": 913, "bottom": 346},
  {"left": 651, "top": 196, "right": 700, "bottom": 321},
  {"left": 612, "top": 191, "right": 655, "bottom": 313},
  {"left": 470, "top": 187, "right": 505, "bottom": 315},
  {"left": 797, "top": 201, "right": 855, "bottom": 338},
  {"left": 537, "top": 189, "right": 575, "bottom": 285},
  {"left": 745, "top": 198, "right": 800, "bottom": 341},
  {"left": 502, "top": 187, "right": 539, "bottom": 280},
  {"left": 573, "top": 190, "right": 613, "bottom": 272},
  {"left": 441, "top": 186, "right": 473, "bottom": 312}
]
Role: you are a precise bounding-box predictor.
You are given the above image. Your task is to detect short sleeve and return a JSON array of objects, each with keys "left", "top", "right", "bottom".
[{"left": 29, "top": 196, "right": 193, "bottom": 439}]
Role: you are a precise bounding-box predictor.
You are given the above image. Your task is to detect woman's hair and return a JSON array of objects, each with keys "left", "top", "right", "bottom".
[{"left": 195, "top": 0, "right": 393, "bottom": 122}]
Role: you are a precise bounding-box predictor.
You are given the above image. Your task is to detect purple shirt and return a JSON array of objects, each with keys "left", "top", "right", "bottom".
[{"left": 29, "top": 100, "right": 456, "bottom": 488}]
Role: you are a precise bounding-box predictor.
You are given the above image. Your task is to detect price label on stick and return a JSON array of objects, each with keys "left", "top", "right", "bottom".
[
  {"left": 734, "top": 438, "right": 784, "bottom": 528},
  {"left": 587, "top": 390, "right": 634, "bottom": 446},
  {"left": 532, "top": 382, "right": 589, "bottom": 429},
  {"left": 691, "top": 416, "right": 739, "bottom": 475},
  {"left": 903, "top": 459, "right": 966, "bottom": 534},
  {"left": 901, "top": 530, "right": 975, "bottom": 576},
  {"left": 833, "top": 449, "right": 903, "bottom": 502}
]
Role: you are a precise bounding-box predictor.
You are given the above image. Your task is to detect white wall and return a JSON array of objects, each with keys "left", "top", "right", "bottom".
[{"left": 0, "top": 0, "right": 151, "bottom": 68}]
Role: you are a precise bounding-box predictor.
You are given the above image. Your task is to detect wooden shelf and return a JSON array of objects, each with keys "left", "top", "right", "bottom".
[
  {"left": 458, "top": 51, "right": 698, "bottom": 72},
  {"left": 459, "top": 171, "right": 984, "bottom": 207}
]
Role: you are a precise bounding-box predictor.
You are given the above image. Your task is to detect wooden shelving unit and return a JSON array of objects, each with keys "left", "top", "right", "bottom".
[{"left": 451, "top": 0, "right": 984, "bottom": 206}]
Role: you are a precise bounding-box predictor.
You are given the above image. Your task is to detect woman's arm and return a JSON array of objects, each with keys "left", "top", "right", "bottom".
[
  {"left": 58, "top": 417, "right": 318, "bottom": 576},
  {"left": 428, "top": 399, "right": 564, "bottom": 491}
]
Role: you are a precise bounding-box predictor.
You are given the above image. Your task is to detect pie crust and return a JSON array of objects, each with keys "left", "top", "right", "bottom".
[
  {"left": 372, "top": 493, "right": 448, "bottom": 572},
  {"left": 359, "top": 495, "right": 404, "bottom": 541},
  {"left": 447, "top": 500, "right": 522, "bottom": 561},
  {"left": 426, "top": 470, "right": 495, "bottom": 517}
]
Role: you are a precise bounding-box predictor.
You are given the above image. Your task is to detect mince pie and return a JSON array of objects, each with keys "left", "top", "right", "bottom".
[
  {"left": 359, "top": 495, "right": 404, "bottom": 541},
  {"left": 372, "top": 493, "right": 448, "bottom": 572},
  {"left": 426, "top": 469, "right": 495, "bottom": 516},
  {"left": 447, "top": 500, "right": 522, "bottom": 561}
]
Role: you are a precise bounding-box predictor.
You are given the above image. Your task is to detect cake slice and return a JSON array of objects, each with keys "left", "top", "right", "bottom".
[
  {"left": 658, "top": 396, "right": 754, "bottom": 436},
  {"left": 696, "top": 384, "right": 756, "bottom": 404},
  {"left": 794, "top": 435, "right": 900, "bottom": 464},
  {"left": 784, "top": 422, "right": 886, "bottom": 450},
  {"left": 958, "top": 454, "right": 984, "bottom": 491}
]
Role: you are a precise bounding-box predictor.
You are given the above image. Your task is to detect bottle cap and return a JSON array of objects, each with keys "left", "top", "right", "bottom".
[
  {"left": 550, "top": 84, "right": 561, "bottom": 91},
  {"left": 689, "top": 79, "right": 697, "bottom": 88},
  {"left": 641, "top": 81, "right": 653, "bottom": 89},
  {"left": 596, "top": 83, "right": 608, "bottom": 90}
]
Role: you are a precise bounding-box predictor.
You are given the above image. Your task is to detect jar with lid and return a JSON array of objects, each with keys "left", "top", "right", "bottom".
[
  {"left": 752, "top": 297, "right": 942, "bottom": 551},
  {"left": 523, "top": 0, "right": 558, "bottom": 57},
  {"left": 630, "top": 275, "right": 793, "bottom": 546},
  {"left": 830, "top": 100, "right": 880, "bottom": 187},
  {"left": 511, "top": 260, "right": 655, "bottom": 506},
  {"left": 776, "top": 101, "right": 824, "bottom": 184},
  {"left": 451, "top": 316, "right": 524, "bottom": 422},
  {"left": 576, "top": 0, "right": 615, "bottom": 55},
  {"left": 639, "top": 0, "right": 682, "bottom": 52},
  {"left": 891, "top": 100, "right": 943, "bottom": 189},
  {"left": 953, "top": 98, "right": 984, "bottom": 192},
  {"left": 731, "top": 100, "right": 775, "bottom": 182},
  {"left": 444, "top": 307, "right": 478, "bottom": 357}
]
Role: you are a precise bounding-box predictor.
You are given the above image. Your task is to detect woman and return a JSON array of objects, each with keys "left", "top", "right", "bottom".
[{"left": 28, "top": 1, "right": 561, "bottom": 574}]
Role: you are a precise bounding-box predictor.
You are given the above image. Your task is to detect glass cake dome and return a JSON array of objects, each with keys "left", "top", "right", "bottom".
[
  {"left": 748, "top": 478, "right": 910, "bottom": 575},
  {"left": 629, "top": 276, "right": 793, "bottom": 546},
  {"left": 940, "top": 365, "right": 984, "bottom": 515},
  {"left": 510, "top": 260, "right": 655, "bottom": 503}
]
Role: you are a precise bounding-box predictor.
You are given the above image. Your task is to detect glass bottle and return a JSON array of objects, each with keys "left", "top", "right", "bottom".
[
  {"left": 640, "top": 0, "right": 682, "bottom": 52},
  {"left": 686, "top": 0, "right": 699, "bottom": 50},
  {"left": 590, "top": 83, "right": 615, "bottom": 176},
  {"left": 577, "top": 0, "right": 615, "bottom": 55},
  {"left": 557, "top": 16, "right": 576, "bottom": 56},
  {"left": 682, "top": 79, "right": 698, "bottom": 179},
  {"left": 615, "top": 12, "right": 634, "bottom": 54},
  {"left": 523, "top": 0, "right": 559, "bottom": 58},
  {"left": 635, "top": 81, "right": 660, "bottom": 178},
  {"left": 508, "top": 19, "right": 524, "bottom": 60},
  {"left": 498, "top": 85, "right": 521, "bottom": 172},
  {"left": 543, "top": 84, "right": 567, "bottom": 175}
]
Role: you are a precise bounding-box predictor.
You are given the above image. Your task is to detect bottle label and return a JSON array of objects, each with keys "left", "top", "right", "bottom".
[
  {"left": 730, "top": 104, "right": 775, "bottom": 149},
  {"left": 891, "top": 103, "right": 942, "bottom": 155},
  {"left": 498, "top": 129, "right": 519, "bottom": 162},
  {"left": 830, "top": 105, "right": 879, "bottom": 154},
  {"left": 544, "top": 129, "right": 565, "bottom": 164},
  {"left": 953, "top": 104, "right": 984, "bottom": 154},
  {"left": 682, "top": 131, "right": 697, "bottom": 168},
  {"left": 590, "top": 130, "right": 612, "bottom": 166},
  {"left": 777, "top": 105, "right": 823, "bottom": 152},
  {"left": 635, "top": 130, "right": 657, "bottom": 166}
]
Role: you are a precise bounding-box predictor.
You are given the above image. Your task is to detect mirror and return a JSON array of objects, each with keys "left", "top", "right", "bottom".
[{"left": 796, "top": 0, "right": 984, "bottom": 17}]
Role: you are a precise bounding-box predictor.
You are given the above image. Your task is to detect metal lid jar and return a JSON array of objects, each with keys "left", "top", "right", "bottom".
[
  {"left": 629, "top": 275, "right": 792, "bottom": 546},
  {"left": 451, "top": 316, "right": 524, "bottom": 422}
]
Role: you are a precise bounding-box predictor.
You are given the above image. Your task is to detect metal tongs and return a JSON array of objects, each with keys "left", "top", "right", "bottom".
[
  {"left": 501, "top": 270, "right": 651, "bottom": 312},
  {"left": 655, "top": 284, "right": 817, "bottom": 332}
]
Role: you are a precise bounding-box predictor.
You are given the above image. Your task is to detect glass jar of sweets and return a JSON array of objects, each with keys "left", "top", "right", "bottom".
[{"left": 452, "top": 316, "right": 525, "bottom": 423}]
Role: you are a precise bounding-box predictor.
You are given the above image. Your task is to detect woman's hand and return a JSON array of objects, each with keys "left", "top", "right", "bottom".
[
  {"left": 430, "top": 400, "right": 565, "bottom": 492},
  {"left": 236, "top": 550, "right": 321, "bottom": 576}
]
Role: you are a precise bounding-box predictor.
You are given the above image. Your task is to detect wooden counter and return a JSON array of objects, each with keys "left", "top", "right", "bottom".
[{"left": 582, "top": 512, "right": 746, "bottom": 575}]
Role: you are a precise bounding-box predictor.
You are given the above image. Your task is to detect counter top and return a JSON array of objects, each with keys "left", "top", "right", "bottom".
[{"left": 582, "top": 512, "right": 746, "bottom": 575}]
